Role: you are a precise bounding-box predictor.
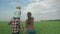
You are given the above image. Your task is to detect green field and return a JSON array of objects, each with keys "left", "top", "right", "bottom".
[{"left": 0, "top": 21, "right": 60, "bottom": 34}]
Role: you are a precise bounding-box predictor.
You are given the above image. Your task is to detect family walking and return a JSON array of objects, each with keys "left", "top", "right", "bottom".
[{"left": 8, "top": 5, "right": 36, "bottom": 34}]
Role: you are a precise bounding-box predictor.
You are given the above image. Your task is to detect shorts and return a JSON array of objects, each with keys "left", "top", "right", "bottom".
[{"left": 27, "top": 29, "right": 36, "bottom": 34}]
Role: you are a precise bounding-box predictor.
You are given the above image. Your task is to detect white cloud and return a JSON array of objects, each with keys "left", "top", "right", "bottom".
[
  {"left": 29, "top": 0, "right": 40, "bottom": 2},
  {"left": 8, "top": 0, "right": 60, "bottom": 21},
  {"left": 23, "top": 0, "right": 57, "bottom": 14},
  {"left": 9, "top": 2, "right": 20, "bottom": 6},
  {"left": 21, "top": 0, "right": 60, "bottom": 20}
]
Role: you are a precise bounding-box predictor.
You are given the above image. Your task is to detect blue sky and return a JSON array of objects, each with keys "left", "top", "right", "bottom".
[
  {"left": 0, "top": 0, "right": 30, "bottom": 21},
  {"left": 0, "top": 0, "right": 60, "bottom": 21}
]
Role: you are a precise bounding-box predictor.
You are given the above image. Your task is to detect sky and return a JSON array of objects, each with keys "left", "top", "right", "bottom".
[{"left": 0, "top": 0, "right": 60, "bottom": 21}]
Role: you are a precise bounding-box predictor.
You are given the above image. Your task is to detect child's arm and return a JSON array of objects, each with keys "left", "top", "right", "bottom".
[
  {"left": 23, "top": 20, "right": 27, "bottom": 34},
  {"left": 32, "top": 17, "right": 34, "bottom": 23},
  {"left": 23, "top": 27, "right": 27, "bottom": 34}
]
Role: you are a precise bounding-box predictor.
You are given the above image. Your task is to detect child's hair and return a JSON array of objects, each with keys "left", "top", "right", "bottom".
[{"left": 27, "top": 12, "right": 31, "bottom": 16}]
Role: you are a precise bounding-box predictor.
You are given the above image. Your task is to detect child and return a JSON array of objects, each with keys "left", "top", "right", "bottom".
[
  {"left": 9, "top": 5, "right": 23, "bottom": 34},
  {"left": 24, "top": 12, "right": 36, "bottom": 34}
]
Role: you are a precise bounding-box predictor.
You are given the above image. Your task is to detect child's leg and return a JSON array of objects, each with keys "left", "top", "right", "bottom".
[
  {"left": 27, "top": 29, "right": 36, "bottom": 34},
  {"left": 27, "top": 30, "right": 31, "bottom": 34},
  {"left": 32, "top": 29, "right": 36, "bottom": 34}
]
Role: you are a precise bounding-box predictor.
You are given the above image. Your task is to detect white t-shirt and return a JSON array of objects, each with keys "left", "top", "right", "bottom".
[{"left": 13, "top": 9, "right": 21, "bottom": 18}]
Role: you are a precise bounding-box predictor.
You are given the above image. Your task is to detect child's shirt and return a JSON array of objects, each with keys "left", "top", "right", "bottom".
[
  {"left": 26, "top": 17, "right": 34, "bottom": 30},
  {"left": 13, "top": 9, "right": 21, "bottom": 18}
]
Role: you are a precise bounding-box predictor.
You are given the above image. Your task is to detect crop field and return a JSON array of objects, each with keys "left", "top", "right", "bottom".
[{"left": 0, "top": 21, "right": 60, "bottom": 34}]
